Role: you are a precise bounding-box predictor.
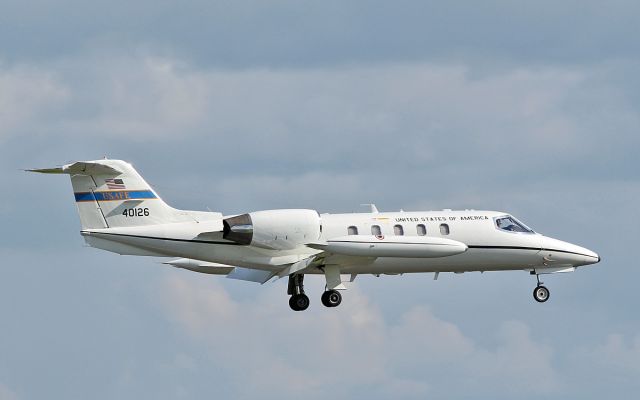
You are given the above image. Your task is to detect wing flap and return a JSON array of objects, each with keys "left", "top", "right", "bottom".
[
  {"left": 164, "top": 258, "right": 235, "bottom": 275},
  {"left": 226, "top": 268, "right": 275, "bottom": 283}
]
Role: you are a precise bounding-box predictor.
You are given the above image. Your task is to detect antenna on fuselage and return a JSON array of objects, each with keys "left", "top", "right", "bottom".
[{"left": 361, "top": 204, "right": 379, "bottom": 213}]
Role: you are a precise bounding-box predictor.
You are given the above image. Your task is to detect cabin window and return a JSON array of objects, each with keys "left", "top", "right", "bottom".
[
  {"left": 347, "top": 226, "right": 358, "bottom": 235},
  {"left": 440, "top": 223, "right": 450, "bottom": 235},
  {"left": 416, "top": 224, "right": 427, "bottom": 236},
  {"left": 371, "top": 225, "right": 382, "bottom": 236},
  {"left": 394, "top": 224, "right": 404, "bottom": 236}
]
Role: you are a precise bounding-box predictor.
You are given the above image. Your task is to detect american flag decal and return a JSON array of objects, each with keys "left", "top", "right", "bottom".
[{"left": 105, "top": 178, "right": 125, "bottom": 190}]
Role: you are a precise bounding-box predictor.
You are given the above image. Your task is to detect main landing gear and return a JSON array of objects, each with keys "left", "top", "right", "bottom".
[
  {"left": 288, "top": 274, "right": 310, "bottom": 311},
  {"left": 287, "top": 274, "right": 344, "bottom": 311},
  {"left": 321, "top": 289, "right": 342, "bottom": 308},
  {"left": 532, "top": 274, "right": 550, "bottom": 303}
]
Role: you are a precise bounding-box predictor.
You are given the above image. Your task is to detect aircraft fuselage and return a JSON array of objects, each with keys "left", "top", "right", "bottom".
[
  {"left": 81, "top": 209, "right": 599, "bottom": 275},
  {"left": 30, "top": 159, "right": 600, "bottom": 310}
]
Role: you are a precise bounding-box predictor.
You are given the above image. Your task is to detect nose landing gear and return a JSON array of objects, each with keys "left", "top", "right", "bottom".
[
  {"left": 533, "top": 274, "right": 550, "bottom": 303},
  {"left": 533, "top": 285, "right": 550, "bottom": 302}
]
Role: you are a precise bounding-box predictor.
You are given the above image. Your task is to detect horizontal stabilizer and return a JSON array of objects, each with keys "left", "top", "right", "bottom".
[{"left": 27, "top": 161, "right": 122, "bottom": 176}]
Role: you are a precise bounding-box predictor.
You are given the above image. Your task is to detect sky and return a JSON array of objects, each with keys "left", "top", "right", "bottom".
[{"left": 1, "top": 1, "right": 639, "bottom": 399}]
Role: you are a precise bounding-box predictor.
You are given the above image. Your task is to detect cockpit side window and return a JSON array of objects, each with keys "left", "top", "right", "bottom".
[{"left": 495, "top": 216, "right": 534, "bottom": 233}]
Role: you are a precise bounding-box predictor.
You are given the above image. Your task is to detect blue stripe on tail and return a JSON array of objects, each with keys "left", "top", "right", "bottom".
[{"left": 74, "top": 190, "right": 157, "bottom": 202}]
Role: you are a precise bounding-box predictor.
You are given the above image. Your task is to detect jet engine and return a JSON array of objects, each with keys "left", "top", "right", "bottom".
[{"left": 223, "top": 209, "right": 321, "bottom": 250}]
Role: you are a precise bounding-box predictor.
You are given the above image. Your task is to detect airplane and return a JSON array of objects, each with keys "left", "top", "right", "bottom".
[{"left": 29, "top": 159, "right": 601, "bottom": 311}]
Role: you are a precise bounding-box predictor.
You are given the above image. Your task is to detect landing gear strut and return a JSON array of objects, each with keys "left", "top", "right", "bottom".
[
  {"left": 533, "top": 274, "right": 550, "bottom": 303},
  {"left": 321, "top": 290, "right": 342, "bottom": 308},
  {"left": 287, "top": 274, "right": 309, "bottom": 311}
]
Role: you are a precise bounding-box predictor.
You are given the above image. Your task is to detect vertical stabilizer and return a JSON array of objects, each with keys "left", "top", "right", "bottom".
[{"left": 29, "top": 159, "right": 195, "bottom": 229}]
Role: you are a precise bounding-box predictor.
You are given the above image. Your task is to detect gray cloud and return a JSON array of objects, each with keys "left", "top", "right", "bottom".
[
  {"left": 583, "top": 333, "right": 640, "bottom": 374},
  {"left": 0, "top": 384, "right": 18, "bottom": 400},
  {"left": 2, "top": 1, "right": 640, "bottom": 68},
  {"left": 0, "top": 65, "right": 68, "bottom": 140},
  {"left": 3, "top": 55, "right": 636, "bottom": 217},
  {"left": 160, "top": 273, "right": 561, "bottom": 399},
  {"left": 7, "top": 56, "right": 638, "bottom": 177}
]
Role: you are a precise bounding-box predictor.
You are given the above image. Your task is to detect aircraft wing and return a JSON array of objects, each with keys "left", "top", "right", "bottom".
[
  {"left": 275, "top": 255, "right": 323, "bottom": 278},
  {"left": 164, "top": 258, "right": 276, "bottom": 284},
  {"left": 165, "top": 254, "right": 328, "bottom": 284},
  {"left": 226, "top": 268, "right": 275, "bottom": 283}
]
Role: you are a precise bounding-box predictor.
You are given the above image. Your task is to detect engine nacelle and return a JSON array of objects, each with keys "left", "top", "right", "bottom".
[{"left": 223, "top": 209, "right": 321, "bottom": 250}]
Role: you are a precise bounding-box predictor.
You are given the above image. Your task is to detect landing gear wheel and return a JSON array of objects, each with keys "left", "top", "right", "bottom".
[
  {"left": 289, "top": 294, "right": 310, "bottom": 311},
  {"left": 287, "top": 274, "right": 309, "bottom": 311},
  {"left": 321, "top": 290, "right": 342, "bottom": 308},
  {"left": 533, "top": 285, "right": 550, "bottom": 303}
]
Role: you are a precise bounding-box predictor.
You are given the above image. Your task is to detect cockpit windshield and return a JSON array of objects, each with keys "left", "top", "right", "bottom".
[{"left": 495, "top": 216, "right": 535, "bottom": 233}]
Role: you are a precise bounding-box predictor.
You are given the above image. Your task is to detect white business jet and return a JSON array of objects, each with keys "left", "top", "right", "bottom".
[{"left": 30, "top": 159, "right": 600, "bottom": 311}]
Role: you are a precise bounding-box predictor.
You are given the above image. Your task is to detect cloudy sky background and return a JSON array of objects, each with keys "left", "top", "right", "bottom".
[{"left": 1, "top": 1, "right": 639, "bottom": 399}]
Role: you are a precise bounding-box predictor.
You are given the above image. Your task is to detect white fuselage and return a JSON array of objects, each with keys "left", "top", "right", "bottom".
[{"left": 81, "top": 209, "right": 599, "bottom": 276}]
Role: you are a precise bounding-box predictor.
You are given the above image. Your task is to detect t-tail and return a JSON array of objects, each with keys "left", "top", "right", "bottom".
[{"left": 28, "top": 159, "right": 197, "bottom": 229}]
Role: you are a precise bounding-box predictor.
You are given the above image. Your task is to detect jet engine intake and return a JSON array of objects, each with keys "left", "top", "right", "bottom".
[{"left": 223, "top": 213, "right": 253, "bottom": 245}]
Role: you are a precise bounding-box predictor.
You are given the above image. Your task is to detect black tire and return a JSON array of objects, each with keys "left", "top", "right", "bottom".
[
  {"left": 289, "top": 295, "right": 299, "bottom": 311},
  {"left": 533, "top": 285, "right": 550, "bottom": 303},
  {"left": 321, "top": 291, "right": 332, "bottom": 307},
  {"left": 321, "top": 290, "right": 342, "bottom": 308},
  {"left": 289, "top": 294, "right": 310, "bottom": 311}
]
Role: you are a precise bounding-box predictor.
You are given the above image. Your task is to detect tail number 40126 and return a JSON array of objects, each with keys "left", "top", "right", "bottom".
[{"left": 122, "top": 208, "right": 150, "bottom": 217}]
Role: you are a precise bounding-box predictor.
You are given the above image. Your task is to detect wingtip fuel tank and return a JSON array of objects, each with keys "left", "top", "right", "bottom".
[{"left": 309, "top": 235, "right": 468, "bottom": 258}]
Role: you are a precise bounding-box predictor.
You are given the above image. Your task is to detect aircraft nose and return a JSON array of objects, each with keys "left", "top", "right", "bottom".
[{"left": 540, "top": 236, "right": 600, "bottom": 267}]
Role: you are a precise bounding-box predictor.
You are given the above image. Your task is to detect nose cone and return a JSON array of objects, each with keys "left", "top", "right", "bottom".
[{"left": 540, "top": 236, "right": 600, "bottom": 267}]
